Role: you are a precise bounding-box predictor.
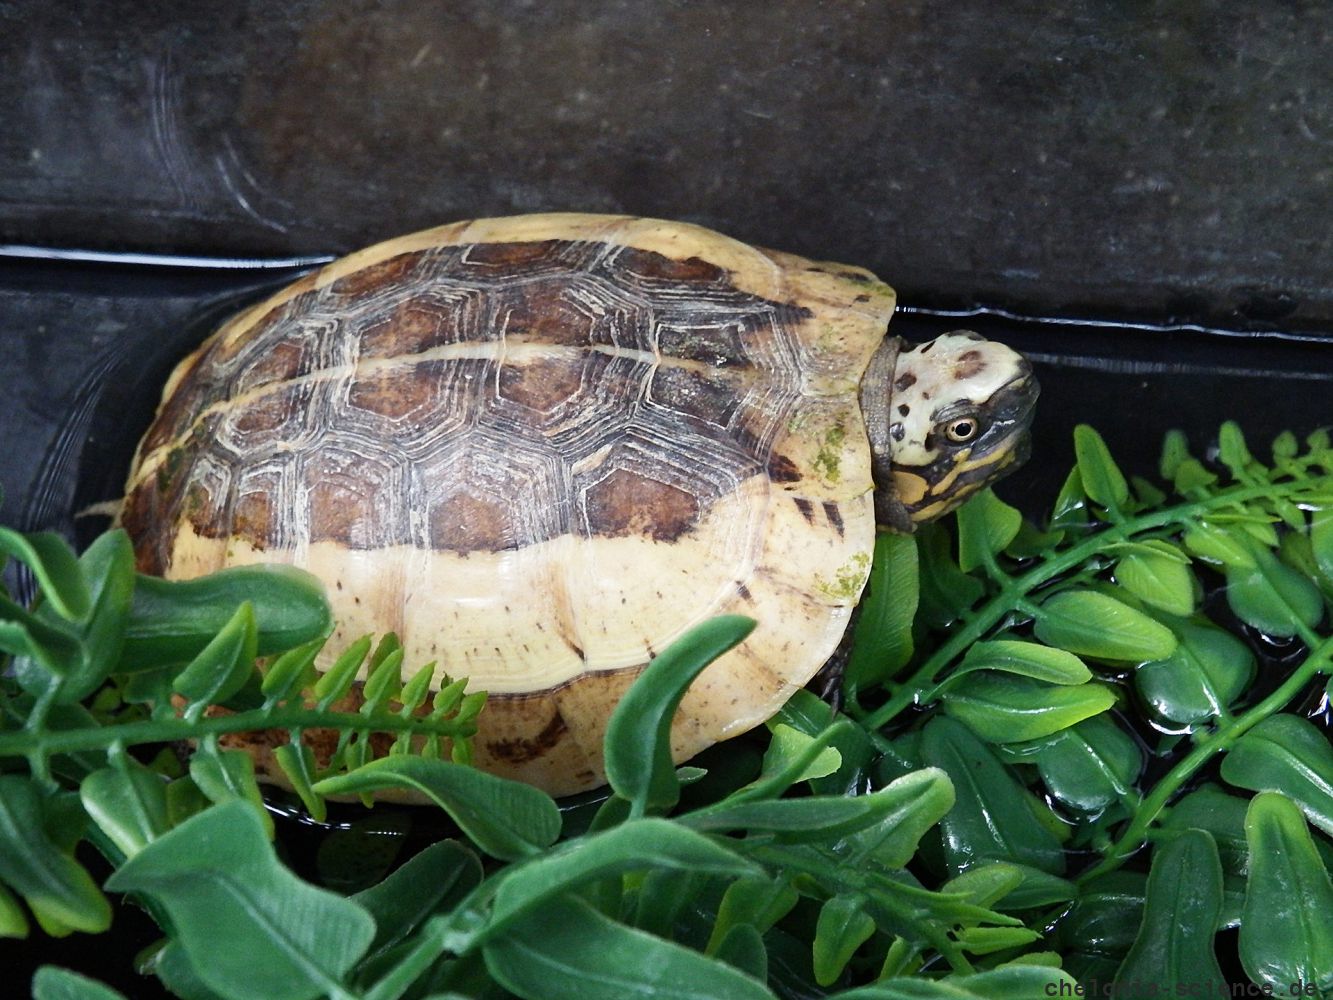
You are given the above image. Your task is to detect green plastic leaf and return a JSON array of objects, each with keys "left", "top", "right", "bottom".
[
  {"left": 31, "top": 967, "right": 131, "bottom": 1000},
  {"left": 714, "top": 922, "right": 767, "bottom": 980},
  {"left": 0, "top": 776, "right": 110, "bottom": 936},
  {"left": 107, "top": 801, "right": 374, "bottom": 1000},
  {"left": 941, "top": 673, "right": 1115, "bottom": 743},
  {"left": 312, "top": 634, "right": 372, "bottom": 704},
  {"left": 1033, "top": 589, "right": 1177, "bottom": 661},
  {"left": 0, "top": 879, "right": 29, "bottom": 938},
  {"left": 1173, "top": 458, "right": 1218, "bottom": 494},
  {"left": 189, "top": 743, "right": 273, "bottom": 837},
  {"left": 0, "top": 528, "right": 89, "bottom": 621},
  {"left": 954, "top": 926, "right": 1040, "bottom": 955},
  {"left": 259, "top": 637, "right": 324, "bottom": 702},
  {"left": 1056, "top": 871, "right": 1145, "bottom": 957},
  {"left": 1130, "top": 475, "right": 1167, "bottom": 509},
  {"left": 489, "top": 818, "right": 757, "bottom": 933},
  {"left": 483, "top": 894, "right": 775, "bottom": 1000},
  {"left": 1050, "top": 466, "right": 1089, "bottom": 530},
  {"left": 1217, "top": 420, "right": 1256, "bottom": 478},
  {"left": 1160, "top": 785, "right": 1252, "bottom": 875},
  {"left": 1221, "top": 714, "right": 1333, "bottom": 838},
  {"left": 1159, "top": 429, "right": 1190, "bottom": 481},
  {"left": 707, "top": 874, "right": 798, "bottom": 955},
  {"left": 313, "top": 755, "right": 560, "bottom": 861},
  {"left": 813, "top": 894, "right": 876, "bottom": 986},
  {"left": 916, "top": 522, "right": 984, "bottom": 627},
  {"left": 941, "top": 864, "right": 1024, "bottom": 910},
  {"left": 1225, "top": 542, "right": 1324, "bottom": 638},
  {"left": 956, "top": 489, "right": 1022, "bottom": 573},
  {"left": 1114, "top": 829, "right": 1225, "bottom": 999},
  {"left": 0, "top": 593, "right": 84, "bottom": 677},
  {"left": 756, "top": 723, "right": 843, "bottom": 791},
  {"left": 1240, "top": 793, "right": 1333, "bottom": 993},
  {"left": 1272, "top": 429, "right": 1300, "bottom": 460},
  {"left": 629, "top": 869, "right": 706, "bottom": 938},
  {"left": 80, "top": 758, "right": 171, "bottom": 858},
  {"left": 604, "top": 615, "right": 755, "bottom": 816},
  {"left": 920, "top": 717, "right": 1065, "bottom": 875},
  {"left": 685, "top": 768, "right": 952, "bottom": 854},
  {"left": 1074, "top": 424, "right": 1130, "bottom": 513},
  {"left": 947, "top": 639, "right": 1091, "bottom": 688},
  {"left": 172, "top": 601, "right": 258, "bottom": 711},
  {"left": 845, "top": 531, "right": 918, "bottom": 692},
  {"left": 273, "top": 742, "right": 325, "bottom": 823},
  {"left": 1024, "top": 715, "right": 1142, "bottom": 814},
  {"left": 119, "top": 564, "right": 331, "bottom": 670},
  {"left": 950, "top": 966, "right": 1079, "bottom": 1000},
  {"left": 1003, "top": 518, "right": 1066, "bottom": 559},
  {"left": 1312, "top": 509, "right": 1333, "bottom": 583},
  {"left": 13, "top": 529, "right": 136, "bottom": 704},
  {"left": 1135, "top": 618, "right": 1254, "bottom": 726},
  {"left": 152, "top": 942, "right": 230, "bottom": 1000},
  {"left": 1113, "top": 548, "right": 1196, "bottom": 616},
  {"left": 835, "top": 767, "right": 957, "bottom": 869},
  {"left": 1183, "top": 521, "right": 1257, "bottom": 569},
  {"left": 353, "top": 839, "right": 482, "bottom": 959}
]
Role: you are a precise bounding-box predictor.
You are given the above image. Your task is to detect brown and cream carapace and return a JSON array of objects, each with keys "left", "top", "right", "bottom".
[{"left": 118, "top": 213, "right": 1037, "bottom": 796}]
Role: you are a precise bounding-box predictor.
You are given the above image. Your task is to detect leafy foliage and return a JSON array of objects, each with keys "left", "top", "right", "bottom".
[{"left": 2, "top": 420, "right": 1332, "bottom": 999}]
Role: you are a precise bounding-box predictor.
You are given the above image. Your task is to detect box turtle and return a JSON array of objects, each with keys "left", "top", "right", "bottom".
[{"left": 118, "top": 213, "right": 1038, "bottom": 796}]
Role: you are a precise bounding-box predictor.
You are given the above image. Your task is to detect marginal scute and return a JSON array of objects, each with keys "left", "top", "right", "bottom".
[{"left": 119, "top": 213, "right": 895, "bottom": 796}]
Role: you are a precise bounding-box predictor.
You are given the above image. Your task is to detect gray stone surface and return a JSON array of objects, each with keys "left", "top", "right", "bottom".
[{"left": 2, "top": 1, "right": 1331, "bottom": 330}]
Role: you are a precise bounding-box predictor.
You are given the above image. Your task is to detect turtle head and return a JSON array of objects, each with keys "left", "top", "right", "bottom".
[{"left": 861, "top": 331, "right": 1038, "bottom": 532}]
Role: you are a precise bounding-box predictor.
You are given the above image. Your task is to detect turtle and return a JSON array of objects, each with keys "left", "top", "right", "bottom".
[{"left": 117, "top": 213, "right": 1038, "bottom": 797}]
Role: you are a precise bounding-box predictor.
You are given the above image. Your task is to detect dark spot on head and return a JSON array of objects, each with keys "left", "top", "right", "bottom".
[
  {"left": 953, "top": 350, "right": 987, "bottom": 380},
  {"left": 486, "top": 709, "right": 569, "bottom": 764},
  {"left": 566, "top": 637, "right": 586, "bottom": 661},
  {"left": 793, "top": 497, "right": 816, "bottom": 523},
  {"left": 766, "top": 453, "right": 803, "bottom": 483},
  {"left": 894, "top": 372, "right": 917, "bottom": 392},
  {"left": 736, "top": 581, "right": 752, "bottom": 601},
  {"left": 890, "top": 422, "right": 905, "bottom": 442},
  {"left": 898, "top": 404, "right": 910, "bottom": 416},
  {"left": 582, "top": 468, "right": 700, "bottom": 541},
  {"left": 855, "top": 294, "right": 871, "bottom": 303},
  {"left": 919, "top": 340, "right": 935, "bottom": 354},
  {"left": 822, "top": 501, "right": 845, "bottom": 537}
]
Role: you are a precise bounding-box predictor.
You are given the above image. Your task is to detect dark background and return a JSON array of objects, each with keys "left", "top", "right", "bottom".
[{"left": 1, "top": 1, "right": 1330, "bottom": 993}]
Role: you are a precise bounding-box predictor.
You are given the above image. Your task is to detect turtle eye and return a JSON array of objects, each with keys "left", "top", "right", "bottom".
[{"left": 944, "top": 417, "right": 980, "bottom": 443}]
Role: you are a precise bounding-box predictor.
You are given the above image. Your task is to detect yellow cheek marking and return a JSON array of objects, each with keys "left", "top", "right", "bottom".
[
  {"left": 924, "top": 447, "right": 973, "bottom": 497},
  {"left": 911, "top": 479, "right": 987, "bottom": 522},
  {"left": 926, "top": 442, "right": 1020, "bottom": 498},
  {"left": 893, "top": 470, "right": 930, "bottom": 505}
]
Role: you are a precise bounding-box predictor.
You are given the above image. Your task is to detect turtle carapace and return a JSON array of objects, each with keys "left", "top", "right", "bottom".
[{"left": 118, "top": 213, "right": 1038, "bottom": 796}]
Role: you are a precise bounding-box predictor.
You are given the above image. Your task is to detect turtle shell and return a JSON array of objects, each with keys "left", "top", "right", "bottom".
[{"left": 119, "top": 213, "right": 896, "bottom": 795}]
